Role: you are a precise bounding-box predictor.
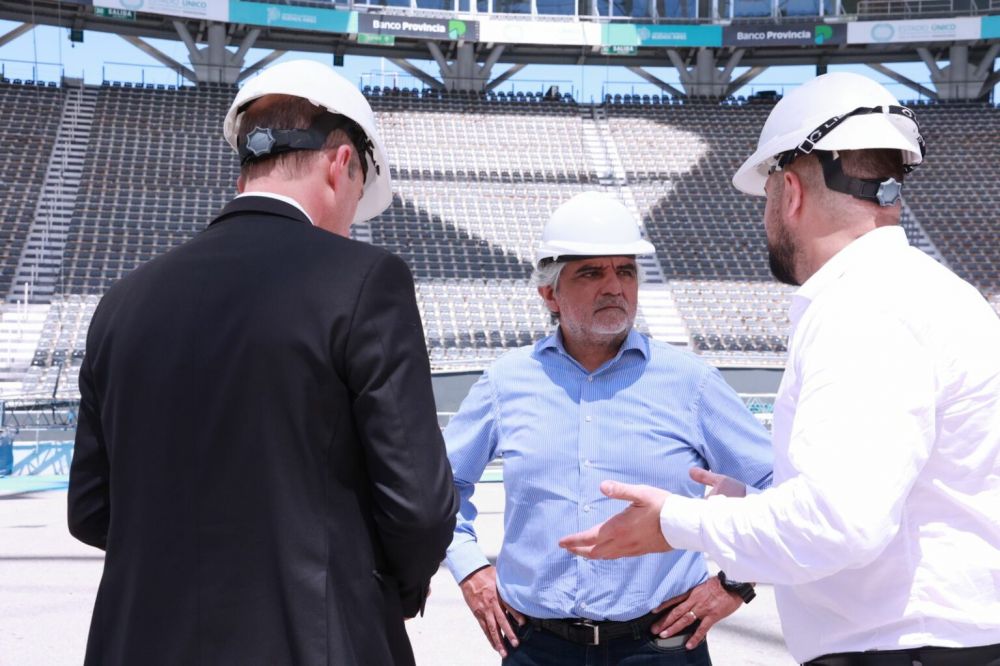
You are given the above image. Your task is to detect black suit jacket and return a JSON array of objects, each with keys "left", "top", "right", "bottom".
[{"left": 68, "top": 196, "right": 458, "bottom": 666}]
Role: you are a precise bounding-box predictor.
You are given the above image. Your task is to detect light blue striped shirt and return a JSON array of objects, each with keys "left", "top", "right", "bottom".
[{"left": 444, "top": 328, "right": 773, "bottom": 621}]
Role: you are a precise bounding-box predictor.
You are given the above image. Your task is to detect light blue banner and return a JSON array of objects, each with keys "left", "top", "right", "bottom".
[
  {"left": 635, "top": 24, "right": 722, "bottom": 47},
  {"left": 228, "top": 1, "right": 356, "bottom": 34},
  {"left": 983, "top": 15, "right": 1000, "bottom": 40}
]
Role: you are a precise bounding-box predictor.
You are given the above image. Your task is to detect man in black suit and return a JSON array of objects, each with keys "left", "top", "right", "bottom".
[{"left": 68, "top": 59, "right": 458, "bottom": 666}]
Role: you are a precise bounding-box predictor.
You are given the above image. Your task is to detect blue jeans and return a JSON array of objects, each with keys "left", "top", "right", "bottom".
[{"left": 501, "top": 622, "right": 713, "bottom": 666}]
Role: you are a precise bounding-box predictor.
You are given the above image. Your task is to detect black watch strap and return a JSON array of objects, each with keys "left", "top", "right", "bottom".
[{"left": 718, "top": 570, "right": 756, "bottom": 604}]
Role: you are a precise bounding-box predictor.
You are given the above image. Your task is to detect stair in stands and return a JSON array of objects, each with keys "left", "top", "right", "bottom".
[
  {"left": 638, "top": 285, "right": 691, "bottom": 347},
  {"left": 0, "top": 304, "right": 50, "bottom": 397},
  {"left": 589, "top": 106, "right": 630, "bottom": 186},
  {"left": 588, "top": 182, "right": 691, "bottom": 345},
  {"left": 8, "top": 80, "right": 98, "bottom": 304},
  {"left": 579, "top": 106, "right": 615, "bottom": 184}
]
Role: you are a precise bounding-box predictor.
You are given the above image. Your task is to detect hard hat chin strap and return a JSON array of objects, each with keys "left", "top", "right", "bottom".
[
  {"left": 768, "top": 104, "right": 925, "bottom": 207},
  {"left": 238, "top": 112, "right": 379, "bottom": 184}
]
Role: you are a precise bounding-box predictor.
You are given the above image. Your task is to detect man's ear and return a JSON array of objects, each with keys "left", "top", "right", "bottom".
[
  {"left": 236, "top": 174, "right": 246, "bottom": 194},
  {"left": 538, "top": 285, "right": 559, "bottom": 316},
  {"left": 782, "top": 169, "right": 805, "bottom": 228},
  {"left": 327, "top": 144, "right": 354, "bottom": 191}
]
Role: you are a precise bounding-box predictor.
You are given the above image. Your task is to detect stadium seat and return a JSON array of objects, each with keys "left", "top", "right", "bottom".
[{"left": 1, "top": 79, "right": 995, "bottom": 384}]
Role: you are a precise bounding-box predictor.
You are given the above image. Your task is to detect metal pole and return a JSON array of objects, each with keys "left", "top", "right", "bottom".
[{"left": 52, "top": 362, "right": 62, "bottom": 400}]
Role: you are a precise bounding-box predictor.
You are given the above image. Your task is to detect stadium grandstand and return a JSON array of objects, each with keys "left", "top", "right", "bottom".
[
  {"left": 1, "top": 7, "right": 998, "bottom": 665},
  {"left": 0, "top": 0, "right": 997, "bottom": 457}
]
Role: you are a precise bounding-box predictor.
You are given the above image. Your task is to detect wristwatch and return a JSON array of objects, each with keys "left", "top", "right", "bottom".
[{"left": 718, "top": 570, "right": 756, "bottom": 604}]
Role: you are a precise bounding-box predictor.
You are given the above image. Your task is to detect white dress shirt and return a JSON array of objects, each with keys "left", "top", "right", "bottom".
[
  {"left": 235, "top": 191, "right": 315, "bottom": 226},
  {"left": 660, "top": 226, "right": 1000, "bottom": 662}
]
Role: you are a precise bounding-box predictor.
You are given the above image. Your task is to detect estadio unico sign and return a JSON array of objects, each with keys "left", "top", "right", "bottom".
[
  {"left": 847, "top": 17, "right": 981, "bottom": 44},
  {"left": 95, "top": 0, "right": 228, "bottom": 21}
]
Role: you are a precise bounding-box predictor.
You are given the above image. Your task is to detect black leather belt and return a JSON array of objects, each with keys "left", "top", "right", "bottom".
[
  {"left": 525, "top": 610, "right": 695, "bottom": 647},
  {"left": 804, "top": 641, "right": 1000, "bottom": 666}
]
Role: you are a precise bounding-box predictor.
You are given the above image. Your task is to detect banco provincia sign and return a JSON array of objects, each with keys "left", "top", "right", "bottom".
[
  {"left": 357, "top": 14, "right": 479, "bottom": 41},
  {"left": 722, "top": 22, "right": 845, "bottom": 46}
]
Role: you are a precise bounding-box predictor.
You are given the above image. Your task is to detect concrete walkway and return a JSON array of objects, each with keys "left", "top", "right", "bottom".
[{"left": 0, "top": 480, "right": 795, "bottom": 665}]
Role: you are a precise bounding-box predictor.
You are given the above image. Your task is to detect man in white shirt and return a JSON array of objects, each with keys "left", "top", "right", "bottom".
[{"left": 559, "top": 72, "right": 1000, "bottom": 666}]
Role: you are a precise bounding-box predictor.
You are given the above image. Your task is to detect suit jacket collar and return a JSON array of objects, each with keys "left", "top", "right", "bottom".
[{"left": 210, "top": 195, "right": 313, "bottom": 227}]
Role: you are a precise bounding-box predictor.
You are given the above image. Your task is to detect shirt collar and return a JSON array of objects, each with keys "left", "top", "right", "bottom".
[
  {"left": 789, "top": 225, "right": 908, "bottom": 326},
  {"left": 235, "top": 191, "right": 315, "bottom": 226},
  {"left": 537, "top": 326, "right": 648, "bottom": 374}
]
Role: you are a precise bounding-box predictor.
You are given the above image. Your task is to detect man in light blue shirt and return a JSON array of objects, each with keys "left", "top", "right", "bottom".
[{"left": 445, "top": 192, "right": 773, "bottom": 665}]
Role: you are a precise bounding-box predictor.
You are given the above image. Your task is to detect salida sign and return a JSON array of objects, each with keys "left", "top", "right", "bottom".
[{"left": 357, "top": 14, "right": 479, "bottom": 41}]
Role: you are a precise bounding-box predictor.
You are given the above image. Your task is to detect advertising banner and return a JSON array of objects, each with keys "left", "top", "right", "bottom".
[
  {"left": 479, "top": 19, "right": 600, "bottom": 46},
  {"left": 357, "top": 14, "right": 478, "bottom": 41},
  {"left": 94, "top": 0, "right": 226, "bottom": 21},
  {"left": 984, "top": 15, "right": 1000, "bottom": 39},
  {"left": 723, "top": 22, "right": 845, "bottom": 47},
  {"left": 603, "top": 23, "right": 640, "bottom": 46},
  {"left": 635, "top": 24, "right": 722, "bottom": 47},
  {"left": 847, "top": 17, "right": 980, "bottom": 44},
  {"left": 228, "top": 1, "right": 354, "bottom": 34}
]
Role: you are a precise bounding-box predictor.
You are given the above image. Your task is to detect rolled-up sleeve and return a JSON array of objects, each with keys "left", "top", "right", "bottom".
[
  {"left": 443, "top": 371, "right": 500, "bottom": 583},
  {"left": 661, "top": 305, "right": 936, "bottom": 585},
  {"left": 694, "top": 366, "right": 773, "bottom": 491}
]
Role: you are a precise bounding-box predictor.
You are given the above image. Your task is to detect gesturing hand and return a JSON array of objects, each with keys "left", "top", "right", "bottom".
[
  {"left": 458, "top": 565, "right": 526, "bottom": 658},
  {"left": 689, "top": 467, "right": 747, "bottom": 498},
  {"left": 558, "top": 481, "right": 673, "bottom": 559}
]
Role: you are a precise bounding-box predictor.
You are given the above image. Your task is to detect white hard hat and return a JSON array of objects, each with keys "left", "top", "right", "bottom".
[
  {"left": 733, "top": 72, "right": 924, "bottom": 197},
  {"left": 223, "top": 59, "right": 391, "bottom": 223},
  {"left": 535, "top": 192, "right": 655, "bottom": 266}
]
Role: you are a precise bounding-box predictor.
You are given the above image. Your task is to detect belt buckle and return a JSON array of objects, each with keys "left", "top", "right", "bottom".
[{"left": 571, "top": 619, "right": 600, "bottom": 646}]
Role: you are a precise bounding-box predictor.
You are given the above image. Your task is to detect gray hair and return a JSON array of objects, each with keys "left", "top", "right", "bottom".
[
  {"left": 531, "top": 260, "right": 567, "bottom": 290},
  {"left": 530, "top": 258, "right": 647, "bottom": 323},
  {"left": 530, "top": 258, "right": 647, "bottom": 291}
]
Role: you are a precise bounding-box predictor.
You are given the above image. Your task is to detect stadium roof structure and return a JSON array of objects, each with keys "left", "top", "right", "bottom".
[{"left": 1, "top": 0, "right": 998, "bottom": 99}]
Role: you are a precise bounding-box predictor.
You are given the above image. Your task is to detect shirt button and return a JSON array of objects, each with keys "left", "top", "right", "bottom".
[
  {"left": 585, "top": 416, "right": 592, "bottom": 422},
  {"left": 584, "top": 459, "right": 592, "bottom": 467},
  {"left": 587, "top": 376, "right": 594, "bottom": 382},
  {"left": 583, "top": 504, "right": 592, "bottom": 512},
  {"left": 580, "top": 601, "right": 588, "bottom": 609}
]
